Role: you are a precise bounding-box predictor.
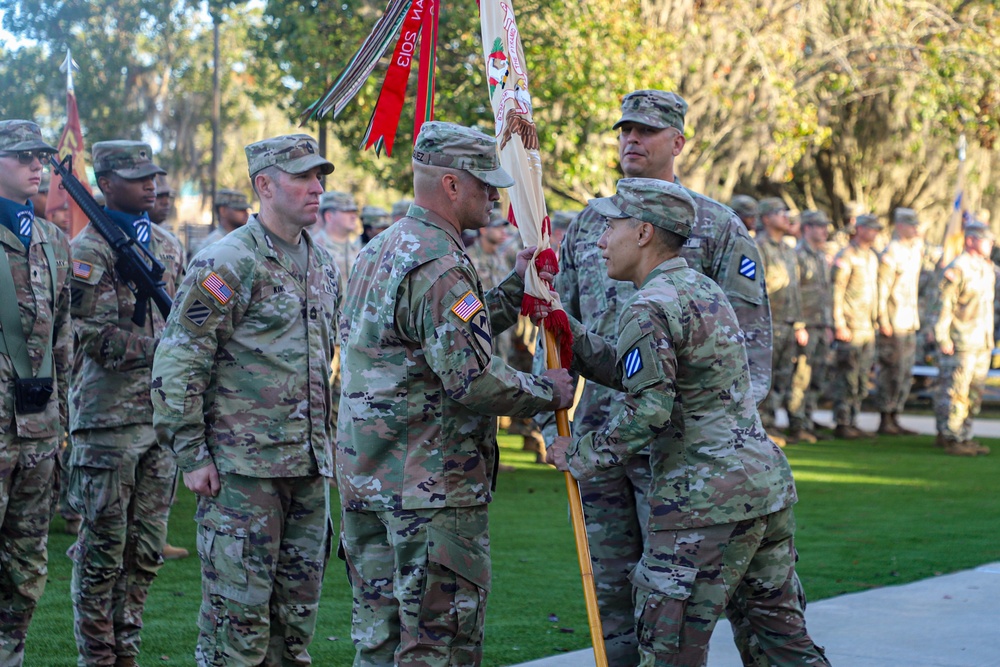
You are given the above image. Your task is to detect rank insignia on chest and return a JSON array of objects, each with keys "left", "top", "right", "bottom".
[
  {"left": 202, "top": 272, "right": 233, "bottom": 305},
  {"left": 450, "top": 290, "right": 484, "bottom": 322},
  {"left": 624, "top": 346, "right": 643, "bottom": 378},
  {"left": 72, "top": 260, "right": 93, "bottom": 279},
  {"left": 184, "top": 299, "right": 212, "bottom": 327},
  {"left": 739, "top": 255, "right": 757, "bottom": 280}
]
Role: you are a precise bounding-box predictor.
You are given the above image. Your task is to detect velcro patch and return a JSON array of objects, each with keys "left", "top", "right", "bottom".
[
  {"left": 72, "top": 260, "right": 93, "bottom": 279},
  {"left": 201, "top": 272, "right": 233, "bottom": 305},
  {"left": 470, "top": 309, "right": 492, "bottom": 354},
  {"left": 450, "top": 290, "right": 484, "bottom": 322},
  {"left": 738, "top": 255, "right": 757, "bottom": 280},
  {"left": 624, "top": 346, "right": 643, "bottom": 378},
  {"left": 184, "top": 299, "right": 212, "bottom": 327}
]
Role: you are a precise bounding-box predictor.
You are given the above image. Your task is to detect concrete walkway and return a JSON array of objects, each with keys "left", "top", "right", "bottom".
[{"left": 509, "top": 413, "right": 1000, "bottom": 666}]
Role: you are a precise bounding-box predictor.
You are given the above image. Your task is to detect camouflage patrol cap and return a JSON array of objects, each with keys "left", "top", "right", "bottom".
[
  {"left": 730, "top": 195, "right": 758, "bottom": 218},
  {"left": 245, "top": 134, "right": 334, "bottom": 177},
  {"left": 38, "top": 169, "right": 51, "bottom": 193},
  {"left": 855, "top": 214, "right": 883, "bottom": 230},
  {"left": 215, "top": 188, "right": 251, "bottom": 210},
  {"left": 319, "top": 191, "right": 357, "bottom": 213},
  {"left": 589, "top": 177, "right": 696, "bottom": 238},
  {"left": 92, "top": 141, "right": 166, "bottom": 179},
  {"left": 550, "top": 210, "right": 574, "bottom": 230},
  {"left": 391, "top": 199, "right": 414, "bottom": 219},
  {"left": 613, "top": 90, "right": 688, "bottom": 133},
  {"left": 412, "top": 121, "right": 514, "bottom": 188},
  {"left": 0, "top": 120, "right": 57, "bottom": 153},
  {"left": 361, "top": 205, "right": 392, "bottom": 228},
  {"left": 800, "top": 209, "right": 831, "bottom": 226},
  {"left": 964, "top": 220, "right": 994, "bottom": 240},
  {"left": 154, "top": 174, "right": 172, "bottom": 197},
  {"left": 893, "top": 207, "right": 918, "bottom": 225},
  {"left": 758, "top": 197, "right": 789, "bottom": 216}
]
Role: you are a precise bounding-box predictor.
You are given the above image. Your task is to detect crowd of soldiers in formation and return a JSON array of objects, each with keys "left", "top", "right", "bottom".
[{"left": 0, "top": 87, "right": 988, "bottom": 667}]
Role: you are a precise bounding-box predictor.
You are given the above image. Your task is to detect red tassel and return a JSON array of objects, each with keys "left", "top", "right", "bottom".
[
  {"left": 534, "top": 247, "right": 558, "bottom": 277},
  {"left": 546, "top": 309, "right": 574, "bottom": 369}
]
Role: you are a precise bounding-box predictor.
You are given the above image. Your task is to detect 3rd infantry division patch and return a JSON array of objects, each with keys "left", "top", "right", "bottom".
[{"left": 184, "top": 299, "right": 212, "bottom": 327}]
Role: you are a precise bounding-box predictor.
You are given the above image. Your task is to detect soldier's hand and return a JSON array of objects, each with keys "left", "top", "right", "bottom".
[
  {"left": 544, "top": 368, "right": 575, "bottom": 410},
  {"left": 184, "top": 463, "right": 221, "bottom": 497},
  {"left": 514, "top": 246, "right": 537, "bottom": 280},
  {"left": 835, "top": 326, "right": 852, "bottom": 342},
  {"left": 794, "top": 328, "right": 809, "bottom": 347},
  {"left": 545, "top": 436, "right": 572, "bottom": 471},
  {"left": 880, "top": 324, "right": 894, "bottom": 337},
  {"left": 940, "top": 340, "right": 955, "bottom": 356}
]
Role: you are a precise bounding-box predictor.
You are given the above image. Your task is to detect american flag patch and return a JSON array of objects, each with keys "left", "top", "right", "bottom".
[
  {"left": 72, "top": 260, "right": 93, "bottom": 279},
  {"left": 201, "top": 272, "right": 233, "bottom": 305},
  {"left": 739, "top": 255, "right": 757, "bottom": 280},
  {"left": 450, "top": 290, "right": 483, "bottom": 322},
  {"left": 624, "top": 347, "right": 643, "bottom": 378}
]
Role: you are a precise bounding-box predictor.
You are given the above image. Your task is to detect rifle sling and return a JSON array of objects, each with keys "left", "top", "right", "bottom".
[{"left": 0, "top": 239, "right": 58, "bottom": 379}]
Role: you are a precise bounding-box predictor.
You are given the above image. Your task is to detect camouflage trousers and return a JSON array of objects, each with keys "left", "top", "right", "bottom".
[
  {"left": 195, "top": 473, "right": 330, "bottom": 667},
  {"left": 341, "top": 505, "right": 491, "bottom": 667},
  {"left": 579, "top": 454, "right": 652, "bottom": 667},
  {"left": 0, "top": 433, "right": 57, "bottom": 667},
  {"left": 67, "top": 424, "right": 176, "bottom": 666},
  {"left": 935, "top": 349, "right": 991, "bottom": 442},
  {"left": 876, "top": 331, "right": 918, "bottom": 413},
  {"left": 633, "top": 507, "right": 829, "bottom": 667},
  {"left": 760, "top": 325, "right": 797, "bottom": 429},
  {"left": 787, "top": 328, "right": 828, "bottom": 433},
  {"left": 831, "top": 336, "right": 875, "bottom": 427}
]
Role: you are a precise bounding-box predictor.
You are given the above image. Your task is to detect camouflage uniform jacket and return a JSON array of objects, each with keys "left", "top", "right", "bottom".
[
  {"left": 831, "top": 241, "right": 879, "bottom": 341},
  {"left": 337, "top": 205, "right": 555, "bottom": 511},
  {"left": 796, "top": 240, "right": 832, "bottom": 327},
  {"left": 877, "top": 237, "right": 923, "bottom": 333},
  {"left": 314, "top": 230, "right": 361, "bottom": 293},
  {"left": 757, "top": 234, "right": 803, "bottom": 328},
  {"left": 0, "top": 218, "right": 71, "bottom": 444},
  {"left": 566, "top": 257, "right": 797, "bottom": 531},
  {"left": 190, "top": 226, "right": 226, "bottom": 258},
  {"left": 466, "top": 241, "right": 513, "bottom": 291},
  {"left": 70, "top": 219, "right": 184, "bottom": 432},
  {"left": 934, "top": 252, "right": 995, "bottom": 353},
  {"left": 536, "top": 188, "right": 772, "bottom": 442},
  {"left": 152, "top": 215, "right": 339, "bottom": 478}
]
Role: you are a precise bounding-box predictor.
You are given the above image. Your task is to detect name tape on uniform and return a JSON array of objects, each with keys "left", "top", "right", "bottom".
[
  {"left": 450, "top": 290, "right": 484, "bottom": 322},
  {"left": 202, "top": 272, "right": 233, "bottom": 305}
]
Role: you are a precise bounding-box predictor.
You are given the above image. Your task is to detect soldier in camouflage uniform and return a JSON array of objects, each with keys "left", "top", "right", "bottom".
[
  {"left": 152, "top": 133, "right": 339, "bottom": 664},
  {"left": 466, "top": 210, "right": 515, "bottom": 360},
  {"left": 933, "top": 222, "right": 995, "bottom": 456},
  {"left": 547, "top": 179, "right": 829, "bottom": 667},
  {"left": 314, "top": 191, "right": 361, "bottom": 291},
  {"left": 532, "top": 90, "right": 772, "bottom": 666},
  {"left": 190, "top": 188, "right": 251, "bottom": 256},
  {"left": 875, "top": 207, "right": 923, "bottom": 435},
  {"left": 337, "top": 122, "right": 574, "bottom": 667},
  {"left": 360, "top": 204, "right": 392, "bottom": 243},
  {"left": 68, "top": 141, "right": 185, "bottom": 667},
  {"left": 789, "top": 210, "right": 834, "bottom": 438},
  {"left": 830, "top": 214, "right": 882, "bottom": 439},
  {"left": 0, "top": 120, "right": 72, "bottom": 666},
  {"left": 756, "top": 198, "right": 810, "bottom": 443},
  {"left": 730, "top": 194, "right": 759, "bottom": 235},
  {"left": 391, "top": 199, "right": 414, "bottom": 222}
]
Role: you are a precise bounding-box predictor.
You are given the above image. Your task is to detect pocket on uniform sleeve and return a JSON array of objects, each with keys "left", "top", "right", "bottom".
[
  {"left": 629, "top": 557, "right": 699, "bottom": 655},
  {"left": 418, "top": 524, "right": 492, "bottom": 648}
]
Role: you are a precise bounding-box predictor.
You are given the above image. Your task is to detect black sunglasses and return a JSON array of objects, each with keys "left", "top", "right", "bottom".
[{"left": 1, "top": 150, "right": 53, "bottom": 165}]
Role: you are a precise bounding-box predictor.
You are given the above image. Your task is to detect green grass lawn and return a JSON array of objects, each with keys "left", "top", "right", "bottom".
[{"left": 27, "top": 432, "right": 1000, "bottom": 666}]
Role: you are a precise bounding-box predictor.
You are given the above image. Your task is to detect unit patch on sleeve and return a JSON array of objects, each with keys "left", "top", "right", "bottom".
[
  {"left": 450, "top": 290, "right": 484, "bottom": 322},
  {"left": 624, "top": 346, "right": 643, "bottom": 378},
  {"left": 184, "top": 299, "right": 212, "bottom": 327},
  {"left": 201, "top": 272, "right": 234, "bottom": 305},
  {"left": 739, "top": 255, "right": 757, "bottom": 280},
  {"left": 72, "top": 260, "right": 93, "bottom": 279}
]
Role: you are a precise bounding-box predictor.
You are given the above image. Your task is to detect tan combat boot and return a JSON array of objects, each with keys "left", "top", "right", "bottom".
[
  {"left": 943, "top": 439, "right": 979, "bottom": 457},
  {"left": 162, "top": 544, "right": 190, "bottom": 560},
  {"left": 962, "top": 439, "right": 991, "bottom": 455},
  {"left": 877, "top": 413, "right": 902, "bottom": 435},
  {"left": 891, "top": 413, "right": 917, "bottom": 436},
  {"left": 787, "top": 429, "right": 817, "bottom": 444}
]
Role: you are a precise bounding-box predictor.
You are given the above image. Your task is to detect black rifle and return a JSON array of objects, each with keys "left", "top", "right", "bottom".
[{"left": 49, "top": 154, "right": 172, "bottom": 327}]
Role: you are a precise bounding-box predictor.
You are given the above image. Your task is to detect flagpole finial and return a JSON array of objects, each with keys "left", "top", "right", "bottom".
[{"left": 60, "top": 48, "right": 80, "bottom": 92}]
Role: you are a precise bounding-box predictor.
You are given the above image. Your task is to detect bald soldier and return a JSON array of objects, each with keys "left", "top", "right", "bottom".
[
  {"left": 532, "top": 90, "right": 772, "bottom": 664},
  {"left": 875, "top": 207, "right": 923, "bottom": 435},
  {"left": 546, "top": 178, "right": 829, "bottom": 667},
  {"left": 933, "top": 222, "right": 995, "bottom": 456},
  {"left": 152, "top": 133, "right": 340, "bottom": 664},
  {"left": 337, "top": 121, "right": 574, "bottom": 666}
]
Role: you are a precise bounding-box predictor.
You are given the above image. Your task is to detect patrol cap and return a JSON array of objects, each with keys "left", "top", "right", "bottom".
[
  {"left": 964, "top": 220, "right": 994, "bottom": 240},
  {"left": 0, "top": 120, "right": 57, "bottom": 153},
  {"left": 893, "top": 207, "right": 918, "bottom": 225},
  {"left": 245, "top": 134, "right": 334, "bottom": 177},
  {"left": 550, "top": 210, "right": 574, "bottom": 230},
  {"left": 613, "top": 90, "right": 688, "bottom": 133},
  {"left": 758, "top": 197, "right": 789, "bottom": 216},
  {"left": 391, "top": 199, "right": 413, "bottom": 219},
  {"left": 319, "top": 191, "right": 357, "bottom": 213},
  {"left": 92, "top": 141, "right": 166, "bottom": 179},
  {"left": 154, "top": 174, "right": 173, "bottom": 197},
  {"left": 800, "top": 210, "right": 831, "bottom": 226},
  {"left": 361, "top": 205, "right": 392, "bottom": 228},
  {"left": 730, "top": 195, "right": 758, "bottom": 218},
  {"left": 588, "top": 177, "right": 696, "bottom": 238},
  {"left": 855, "top": 214, "right": 883, "bottom": 230},
  {"left": 412, "top": 121, "right": 514, "bottom": 188},
  {"left": 215, "top": 188, "right": 251, "bottom": 210}
]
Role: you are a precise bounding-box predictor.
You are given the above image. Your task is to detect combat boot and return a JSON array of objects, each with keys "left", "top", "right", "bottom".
[
  {"left": 943, "top": 439, "right": 979, "bottom": 457},
  {"left": 962, "top": 439, "right": 991, "bottom": 455},
  {"left": 162, "top": 543, "right": 189, "bottom": 560},
  {"left": 787, "top": 429, "right": 817, "bottom": 444},
  {"left": 834, "top": 424, "right": 871, "bottom": 440},
  {"left": 877, "top": 413, "right": 902, "bottom": 435},
  {"left": 114, "top": 657, "right": 138, "bottom": 667},
  {"left": 765, "top": 429, "right": 787, "bottom": 447},
  {"left": 891, "top": 413, "right": 918, "bottom": 436}
]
